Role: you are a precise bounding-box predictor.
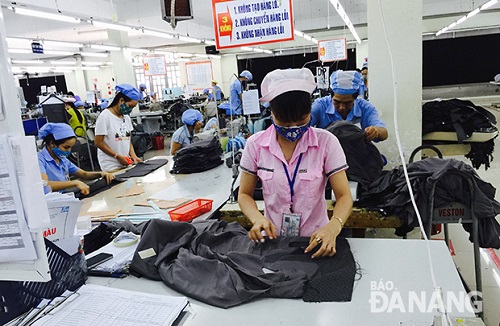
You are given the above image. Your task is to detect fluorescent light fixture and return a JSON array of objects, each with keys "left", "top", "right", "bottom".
[
  {"left": 178, "top": 35, "right": 202, "bottom": 43},
  {"left": 90, "top": 44, "right": 121, "bottom": 51},
  {"left": 78, "top": 66, "right": 99, "bottom": 71},
  {"left": 12, "top": 60, "right": 45, "bottom": 64},
  {"left": 8, "top": 49, "right": 32, "bottom": 54},
  {"left": 253, "top": 48, "right": 265, "bottom": 53},
  {"left": 80, "top": 52, "right": 109, "bottom": 57},
  {"left": 457, "top": 16, "right": 467, "bottom": 24},
  {"left": 81, "top": 62, "right": 103, "bottom": 66},
  {"left": 208, "top": 55, "right": 221, "bottom": 59},
  {"left": 105, "top": 61, "right": 113, "bottom": 65},
  {"left": 294, "top": 30, "right": 304, "bottom": 37},
  {"left": 142, "top": 29, "right": 174, "bottom": 39},
  {"left": 92, "top": 21, "right": 135, "bottom": 32},
  {"left": 49, "top": 61, "right": 77, "bottom": 65},
  {"left": 43, "top": 50, "right": 75, "bottom": 55},
  {"left": 194, "top": 54, "right": 209, "bottom": 58},
  {"left": 240, "top": 47, "right": 253, "bottom": 51},
  {"left": 481, "top": 0, "right": 498, "bottom": 10},
  {"left": 303, "top": 34, "right": 312, "bottom": 41},
  {"left": 13, "top": 8, "right": 80, "bottom": 24},
  {"left": 126, "top": 48, "right": 150, "bottom": 54},
  {"left": 154, "top": 51, "right": 173, "bottom": 55},
  {"left": 329, "top": 0, "right": 361, "bottom": 44},
  {"left": 467, "top": 8, "right": 481, "bottom": 18},
  {"left": 43, "top": 40, "right": 83, "bottom": 48},
  {"left": 175, "top": 52, "right": 194, "bottom": 57},
  {"left": 311, "top": 38, "right": 319, "bottom": 44},
  {"left": 263, "top": 49, "right": 273, "bottom": 54},
  {"left": 204, "top": 40, "right": 217, "bottom": 46}
]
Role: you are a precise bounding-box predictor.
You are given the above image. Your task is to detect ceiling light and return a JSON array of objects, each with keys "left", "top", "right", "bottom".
[
  {"left": 12, "top": 60, "right": 45, "bottom": 64},
  {"left": 90, "top": 44, "right": 121, "bottom": 51},
  {"left": 92, "top": 21, "right": 135, "bottom": 32},
  {"left": 178, "top": 35, "right": 202, "bottom": 43},
  {"left": 142, "top": 29, "right": 174, "bottom": 39},
  {"left": 303, "top": 34, "right": 312, "bottom": 41},
  {"left": 253, "top": 48, "right": 264, "bottom": 53},
  {"left": 294, "top": 30, "right": 304, "bottom": 37},
  {"left": 126, "top": 48, "right": 150, "bottom": 54},
  {"left": 44, "top": 50, "right": 75, "bottom": 55},
  {"left": 311, "top": 38, "right": 319, "bottom": 44},
  {"left": 43, "top": 40, "right": 83, "bottom": 48},
  {"left": 194, "top": 54, "right": 209, "bottom": 58},
  {"left": 328, "top": 0, "right": 361, "bottom": 44},
  {"left": 481, "top": 0, "right": 498, "bottom": 10},
  {"left": 175, "top": 52, "right": 194, "bottom": 57},
  {"left": 49, "top": 61, "right": 77, "bottom": 65},
  {"left": 8, "top": 49, "right": 32, "bottom": 54},
  {"left": 240, "top": 47, "right": 253, "bottom": 51},
  {"left": 208, "top": 55, "right": 221, "bottom": 59},
  {"left": 154, "top": 51, "right": 173, "bottom": 55},
  {"left": 81, "top": 62, "right": 103, "bottom": 66},
  {"left": 456, "top": 16, "right": 467, "bottom": 24},
  {"left": 78, "top": 66, "right": 99, "bottom": 71},
  {"left": 467, "top": 8, "right": 481, "bottom": 18},
  {"left": 262, "top": 49, "right": 273, "bottom": 54},
  {"left": 80, "top": 52, "right": 109, "bottom": 57},
  {"left": 13, "top": 8, "right": 80, "bottom": 24},
  {"left": 449, "top": 22, "right": 457, "bottom": 28}
]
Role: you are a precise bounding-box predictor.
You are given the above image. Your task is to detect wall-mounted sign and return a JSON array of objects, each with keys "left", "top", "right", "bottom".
[
  {"left": 185, "top": 60, "right": 213, "bottom": 93},
  {"left": 212, "top": 0, "right": 294, "bottom": 49},
  {"left": 318, "top": 38, "right": 347, "bottom": 62},
  {"left": 31, "top": 42, "right": 44, "bottom": 54},
  {"left": 143, "top": 56, "right": 167, "bottom": 76}
]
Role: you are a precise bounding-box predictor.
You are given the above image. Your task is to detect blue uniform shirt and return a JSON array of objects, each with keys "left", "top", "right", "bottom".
[
  {"left": 38, "top": 147, "right": 79, "bottom": 182},
  {"left": 212, "top": 85, "right": 222, "bottom": 101},
  {"left": 229, "top": 79, "right": 243, "bottom": 114},
  {"left": 171, "top": 125, "right": 193, "bottom": 152},
  {"left": 311, "top": 95, "right": 386, "bottom": 130}
]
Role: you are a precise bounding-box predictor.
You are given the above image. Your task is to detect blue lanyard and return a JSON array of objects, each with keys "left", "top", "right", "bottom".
[{"left": 282, "top": 153, "right": 303, "bottom": 213}]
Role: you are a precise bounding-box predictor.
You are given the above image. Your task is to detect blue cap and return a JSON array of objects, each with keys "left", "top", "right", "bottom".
[
  {"left": 139, "top": 83, "right": 147, "bottom": 89},
  {"left": 330, "top": 70, "right": 362, "bottom": 95},
  {"left": 74, "top": 101, "right": 84, "bottom": 107},
  {"left": 181, "top": 109, "right": 203, "bottom": 126},
  {"left": 38, "top": 123, "right": 75, "bottom": 140},
  {"left": 116, "top": 84, "right": 141, "bottom": 101},
  {"left": 240, "top": 70, "right": 253, "bottom": 81},
  {"left": 203, "top": 88, "right": 210, "bottom": 94},
  {"left": 99, "top": 98, "right": 109, "bottom": 109},
  {"left": 74, "top": 95, "right": 81, "bottom": 102}
]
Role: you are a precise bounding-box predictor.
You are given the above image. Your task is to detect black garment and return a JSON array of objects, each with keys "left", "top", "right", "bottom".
[
  {"left": 422, "top": 99, "right": 497, "bottom": 170},
  {"left": 326, "top": 121, "right": 384, "bottom": 185},
  {"left": 130, "top": 220, "right": 357, "bottom": 308},
  {"left": 171, "top": 136, "right": 224, "bottom": 174},
  {"left": 357, "top": 158, "right": 500, "bottom": 248},
  {"left": 116, "top": 159, "right": 169, "bottom": 178},
  {"left": 62, "top": 177, "right": 124, "bottom": 199}
]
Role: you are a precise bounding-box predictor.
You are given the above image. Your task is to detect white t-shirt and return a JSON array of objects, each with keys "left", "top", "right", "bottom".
[{"left": 95, "top": 109, "right": 133, "bottom": 171}]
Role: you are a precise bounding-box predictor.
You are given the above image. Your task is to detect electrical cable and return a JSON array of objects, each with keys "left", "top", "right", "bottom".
[{"left": 377, "top": 1, "right": 452, "bottom": 324}]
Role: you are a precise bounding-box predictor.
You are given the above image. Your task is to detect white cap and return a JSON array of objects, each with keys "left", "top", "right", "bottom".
[{"left": 260, "top": 68, "right": 316, "bottom": 102}]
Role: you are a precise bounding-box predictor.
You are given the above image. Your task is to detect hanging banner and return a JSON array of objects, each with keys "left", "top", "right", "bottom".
[
  {"left": 212, "top": 0, "right": 294, "bottom": 49},
  {"left": 318, "top": 38, "right": 347, "bottom": 62},
  {"left": 143, "top": 56, "right": 167, "bottom": 76}
]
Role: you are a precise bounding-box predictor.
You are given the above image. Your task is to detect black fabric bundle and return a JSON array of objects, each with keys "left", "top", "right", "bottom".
[
  {"left": 171, "top": 136, "right": 224, "bottom": 174},
  {"left": 116, "top": 159, "right": 169, "bottom": 178},
  {"left": 326, "top": 120, "right": 384, "bottom": 185},
  {"left": 422, "top": 99, "right": 497, "bottom": 170},
  {"left": 62, "top": 177, "right": 123, "bottom": 199},
  {"left": 130, "top": 220, "right": 357, "bottom": 308},
  {"left": 357, "top": 158, "right": 500, "bottom": 248}
]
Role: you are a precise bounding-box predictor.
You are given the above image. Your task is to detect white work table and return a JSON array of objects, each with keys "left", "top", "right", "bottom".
[
  {"left": 80, "top": 156, "right": 235, "bottom": 221},
  {"left": 88, "top": 238, "right": 476, "bottom": 326}
]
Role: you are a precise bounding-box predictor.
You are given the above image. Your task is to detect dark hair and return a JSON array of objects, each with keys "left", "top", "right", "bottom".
[
  {"left": 355, "top": 68, "right": 361, "bottom": 72},
  {"left": 42, "top": 134, "right": 76, "bottom": 148},
  {"left": 361, "top": 67, "right": 368, "bottom": 72},
  {"left": 67, "top": 91, "right": 75, "bottom": 96},
  {"left": 66, "top": 101, "right": 84, "bottom": 124},
  {"left": 269, "top": 91, "right": 311, "bottom": 123},
  {"left": 109, "top": 92, "right": 133, "bottom": 107}
]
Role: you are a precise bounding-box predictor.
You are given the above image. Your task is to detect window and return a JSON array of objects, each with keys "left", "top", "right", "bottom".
[{"left": 133, "top": 54, "right": 181, "bottom": 100}]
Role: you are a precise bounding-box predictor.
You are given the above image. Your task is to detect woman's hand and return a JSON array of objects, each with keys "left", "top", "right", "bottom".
[
  {"left": 248, "top": 215, "right": 277, "bottom": 242},
  {"left": 131, "top": 154, "right": 142, "bottom": 163},
  {"left": 116, "top": 154, "right": 130, "bottom": 166},
  {"left": 101, "top": 172, "right": 115, "bottom": 184},
  {"left": 304, "top": 220, "right": 342, "bottom": 258},
  {"left": 73, "top": 180, "right": 90, "bottom": 195}
]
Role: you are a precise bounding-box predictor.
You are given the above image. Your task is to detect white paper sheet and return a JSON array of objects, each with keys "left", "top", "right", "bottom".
[
  {"left": 31, "top": 284, "right": 188, "bottom": 326},
  {"left": 44, "top": 193, "right": 82, "bottom": 243},
  {"left": 242, "top": 89, "right": 260, "bottom": 115},
  {"left": 10, "top": 135, "right": 51, "bottom": 229},
  {"left": 0, "top": 135, "right": 37, "bottom": 262}
]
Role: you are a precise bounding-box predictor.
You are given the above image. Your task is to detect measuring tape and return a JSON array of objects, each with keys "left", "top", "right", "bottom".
[{"left": 112, "top": 232, "right": 139, "bottom": 247}]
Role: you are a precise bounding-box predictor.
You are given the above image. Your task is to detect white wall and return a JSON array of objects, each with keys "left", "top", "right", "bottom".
[
  {"left": 356, "top": 41, "right": 369, "bottom": 69},
  {"left": 368, "top": 0, "right": 422, "bottom": 168},
  {"left": 220, "top": 54, "right": 238, "bottom": 95},
  {"left": 84, "top": 67, "right": 115, "bottom": 100}
]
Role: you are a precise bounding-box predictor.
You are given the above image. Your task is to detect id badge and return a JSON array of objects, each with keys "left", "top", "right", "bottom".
[{"left": 281, "top": 212, "right": 301, "bottom": 236}]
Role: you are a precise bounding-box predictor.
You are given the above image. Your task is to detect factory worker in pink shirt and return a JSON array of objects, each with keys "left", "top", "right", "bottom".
[{"left": 238, "top": 68, "right": 353, "bottom": 258}]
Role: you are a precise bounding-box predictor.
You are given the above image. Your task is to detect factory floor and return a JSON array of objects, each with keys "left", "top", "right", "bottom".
[{"left": 144, "top": 114, "right": 500, "bottom": 325}]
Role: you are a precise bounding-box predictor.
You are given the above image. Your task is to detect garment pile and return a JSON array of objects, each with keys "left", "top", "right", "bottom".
[{"left": 170, "top": 136, "right": 224, "bottom": 174}]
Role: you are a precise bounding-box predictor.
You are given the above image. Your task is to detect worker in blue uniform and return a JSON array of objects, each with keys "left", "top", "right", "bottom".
[
  {"left": 170, "top": 109, "right": 203, "bottom": 155},
  {"left": 311, "top": 70, "right": 388, "bottom": 142},
  {"left": 230, "top": 70, "right": 252, "bottom": 115}
]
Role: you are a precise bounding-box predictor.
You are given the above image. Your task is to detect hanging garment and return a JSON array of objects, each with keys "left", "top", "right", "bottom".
[
  {"left": 130, "top": 220, "right": 357, "bottom": 308},
  {"left": 357, "top": 158, "right": 500, "bottom": 248}
]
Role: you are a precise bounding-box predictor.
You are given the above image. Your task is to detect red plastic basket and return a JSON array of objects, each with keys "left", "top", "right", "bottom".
[{"left": 169, "top": 199, "right": 214, "bottom": 222}]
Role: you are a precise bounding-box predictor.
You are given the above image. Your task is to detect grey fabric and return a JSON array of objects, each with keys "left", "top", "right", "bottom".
[{"left": 130, "top": 220, "right": 357, "bottom": 308}]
